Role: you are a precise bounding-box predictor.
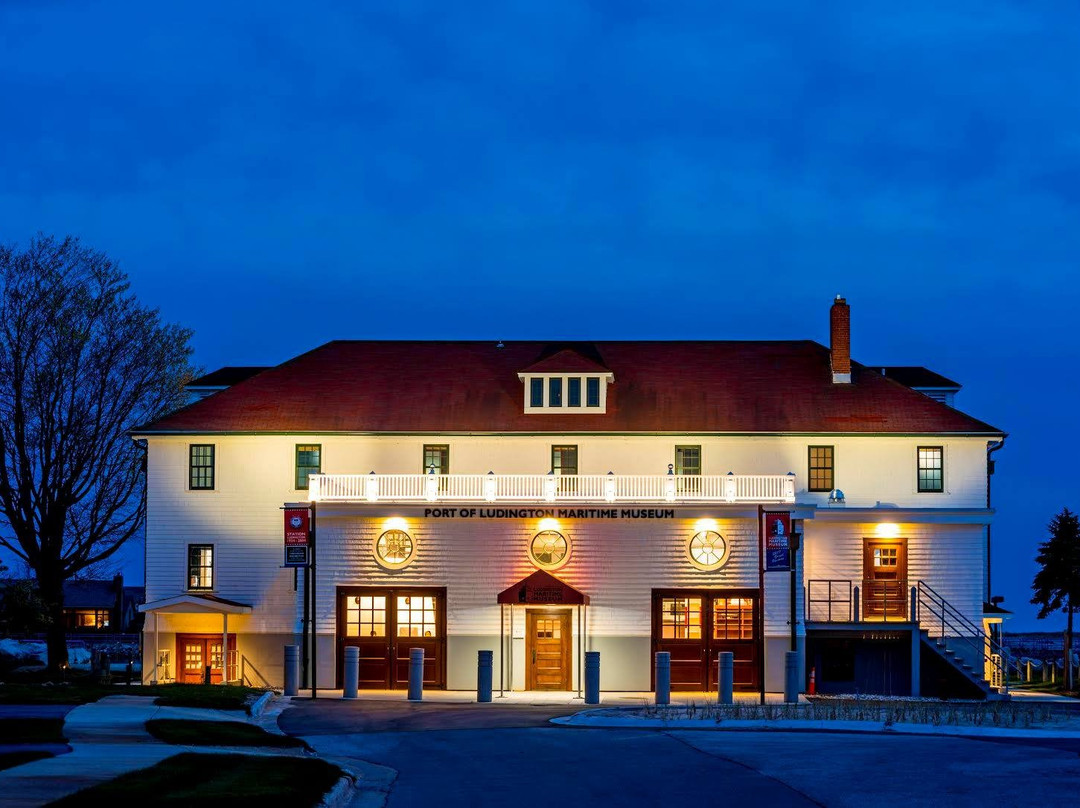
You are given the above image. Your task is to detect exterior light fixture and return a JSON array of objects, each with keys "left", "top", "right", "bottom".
[
  {"left": 664, "top": 464, "right": 676, "bottom": 502},
  {"left": 828, "top": 488, "right": 845, "bottom": 504},
  {"left": 365, "top": 471, "right": 379, "bottom": 502},
  {"left": 484, "top": 471, "right": 497, "bottom": 502},
  {"left": 543, "top": 472, "right": 557, "bottom": 503},
  {"left": 875, "top": 523, "right": 901, "bottom": 539},
  {"left": 723, "top": 471, "right": 736, "bottom": 503},
  {"left": 604, "top": 471, "right": 616, "bottom": 503}
]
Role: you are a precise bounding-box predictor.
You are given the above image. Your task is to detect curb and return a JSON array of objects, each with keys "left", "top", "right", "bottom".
[
  {"left": 320, "top": 773, "right": 359, "bottom": 808},
  {"left": 249, "top": 691, "right": 275, "bottom": 718}
]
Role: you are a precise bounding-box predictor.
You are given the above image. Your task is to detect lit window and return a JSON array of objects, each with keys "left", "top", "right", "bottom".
[
  {"left": 397, "top": 595, "right": 437, "bottom": 637},
  {"left": 568, "top": 377, "right": 582, "bottom": 407},
  {"left": 423, "top": 445, "right": 449, "bottom": 475},
  {"left": 808, "top": 446, "right": 834, "bottom": 492},
  {"left": 374, "top": 529, "right": 415, "bottom": 569},
  {"left": 713, "top": 597, "right": 754, "bottom": 640},
  {"left": 687, "top": 530, "right": 727, "bottom": 570},
  {"left": 295, "top": 444, "right": 321, "bottom": 490},
  {"left": 529, "top": 530, "right": 570, "bottom": 569},
  {"left": 675, "top": 445, "right": 701, "bottom": 494},
  {"left": 917, "top": 446, "right": 943, "bottom": 492},
  {"left": 548, "top": 377, "right": 563, "bottom": 407},
  {"left": 74, "top": 610, "right": 110, "bottom": 629},
  {"left": 189, "top": 445, "right": 215, "bottom": 490},
  {"left": 586, "top": 377, "right": 600, "bottom": 407},
  {"left": 188, "top": 544, "right": 213, "bottom": 590},
  {"left": 346, "top": 595, "right": 386, "bottom": 637},
  {"left": 660, "top": 597, "right": 702, "bottom": 640},
  {"left": 551, "top": 445, "right": 577, "bottom": 475}
]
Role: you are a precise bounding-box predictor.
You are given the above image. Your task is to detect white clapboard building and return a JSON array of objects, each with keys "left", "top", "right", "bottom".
[{"left": 135, "top": 297, "right": 1008, "bottom": 697}]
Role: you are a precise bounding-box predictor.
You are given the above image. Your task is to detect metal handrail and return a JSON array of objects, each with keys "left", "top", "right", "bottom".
[{"left": 916, "top": 580, "right": 1008, "bottom": 692}]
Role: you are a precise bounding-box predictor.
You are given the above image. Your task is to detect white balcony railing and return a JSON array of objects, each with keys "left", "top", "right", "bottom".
[{"left": 307, "top": 473, "right": 796, "bottom": 504}]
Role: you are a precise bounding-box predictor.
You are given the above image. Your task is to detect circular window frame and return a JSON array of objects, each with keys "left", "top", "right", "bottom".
[
  {"left": 528, "top": 529, "right": 572, "bottom": 571},
  {"left": 373, "top": 529, "right": 416, "bottom": 570},
  {"left": 686, "top": 530, "right": 729, "bottom": 571}
]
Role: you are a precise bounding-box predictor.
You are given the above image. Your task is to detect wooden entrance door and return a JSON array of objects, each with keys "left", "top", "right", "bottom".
[
  {"left": 863, "top": 538, "right": 908, "bottom": 620},
  {"left": 652, "top": 590, "right": 760, "bottom": 691},
  {"left": 176, "top": 634, "right": 235, "bottom": 684},
  {"left": 526, "top": 610, "right": 571, "bottom": 690},
  {"left": 337, "top": 587, "right": 446, "bottom": 689}
]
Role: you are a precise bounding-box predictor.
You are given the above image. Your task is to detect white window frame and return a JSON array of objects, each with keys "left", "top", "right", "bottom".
[{"left": 519, "top": 373, "right": 613, "bottom": 414}]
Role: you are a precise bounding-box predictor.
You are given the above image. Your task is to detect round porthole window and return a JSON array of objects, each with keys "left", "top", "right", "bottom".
[
  {"left": 529, "top": 530, "right": 570, "bottom": 570},
  {"left": 374, "top": 529, "right": 415, "bottom": 570},
  {"left": 687, "top": 530, "right": 728, "bottom": 571}
]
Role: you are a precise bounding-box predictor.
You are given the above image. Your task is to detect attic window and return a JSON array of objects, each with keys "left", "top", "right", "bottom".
[{"left": 520, "top": 374, "right": 611, "bottom": 414}]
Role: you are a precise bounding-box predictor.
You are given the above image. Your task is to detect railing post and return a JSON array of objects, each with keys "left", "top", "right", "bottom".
[
  {"left": 477, "top": 650, "right": 493, "bottom": 703},
  {"left": 852, "top": 586, "right": 860, "bottom": 623},
  {"left": 408, "top": 648, "right": 424, "bottom": 701},
  {"left": 654, "top": 652, "right": 671, "bottom": 706},
  {"left": 910, "top": 586, "right": 918, "bottom": 623},
  {"left": 283, "top": 645, "right": 299, "bottom": 696},
  {"left": 585, "top": 651, "right": 601, "bottom": 705},
  {"left": 343, "top": 646, "right": 359, "bottom": 699}
]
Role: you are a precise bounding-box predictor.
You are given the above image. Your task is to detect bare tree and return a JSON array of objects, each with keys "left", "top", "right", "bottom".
[{"left": 0, "top": 235, "right": 194, "bottom": 673}]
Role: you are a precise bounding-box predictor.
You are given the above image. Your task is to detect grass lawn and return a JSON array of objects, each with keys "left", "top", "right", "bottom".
[
  {"left": 0, "top": 750, "right": 54, "bottom": 771},
  {"left": 146, "top": 719, "right": 308, "bottom": 749},
  {"left": 47, "top": 753, "right": 343, "bottom": 808},
  {"left": 0, "top": 681, "right": 267, "bottom": 711},
  {"left": 0, "top": 718, "right": 65, "bottom": 743}
]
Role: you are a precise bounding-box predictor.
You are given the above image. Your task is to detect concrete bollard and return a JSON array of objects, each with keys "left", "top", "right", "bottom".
[
  {"left": 343, "top": 646, "right": 360, "bottom": 699},
  {"left": 655, "top": 651, "right": 671, "bottom": 706},
  {"left": 477, "top": 650, "right": 493, "bottom": 703},
  {"left": 784, "top": 651, "right": 799, "bottom": 704},
  {"left": 718, "top": 652, "right": 734, "bottom": 705},
  {"left": 284, "top": 645, "right": 299, "bottom": 696},
  {"left": 1026, "top": 660, "right": 1032, "bottom": 682},
  {"left": 585, "top": 651, "right": 600, "bottom": 705},
  {"left": 407, "top": 648, "right": 424, "bottom": 701}
]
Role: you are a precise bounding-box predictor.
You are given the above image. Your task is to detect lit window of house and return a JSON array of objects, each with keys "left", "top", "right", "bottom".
[{"left": 188, "top": 544, "right": 214, "bottom": 590}]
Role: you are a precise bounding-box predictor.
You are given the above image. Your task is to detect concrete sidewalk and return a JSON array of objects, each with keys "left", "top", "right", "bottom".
[
  {"left": 0, "top": 695, "right": 277, "bottom": 807},
  {"left": 294, "top": 688, "right": 797, "bottom": 705}
]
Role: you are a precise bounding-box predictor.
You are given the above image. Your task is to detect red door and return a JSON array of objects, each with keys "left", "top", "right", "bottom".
[
  {"left": 652, "top": 590, "right": 760, "bottom": 691},
  {"left": 176, "top": 634, "right": 235, "bottom": 683},
  {"left": 337, "top": 587, "right": 446, "bottom": 689}
]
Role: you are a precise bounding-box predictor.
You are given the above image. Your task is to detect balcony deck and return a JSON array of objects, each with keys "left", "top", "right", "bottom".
[{"left": 307, "top": 473, "right": 796, "bottom": 505}]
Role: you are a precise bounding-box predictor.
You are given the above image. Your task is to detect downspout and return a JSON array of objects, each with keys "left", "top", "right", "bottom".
[{"left": 985, "top": 437, "right": 1007, "bottom": 603}]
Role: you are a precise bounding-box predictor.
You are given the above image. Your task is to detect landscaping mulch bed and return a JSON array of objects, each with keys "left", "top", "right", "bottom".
[
  {"left": 46, "top": 752, "right": 343, "bottom": 807},
  {"left": 0, "top": 681, "right": 268, "bottom": 711},
  {"left": 146, "top": 719, "right": 308, "bottom": 749}
]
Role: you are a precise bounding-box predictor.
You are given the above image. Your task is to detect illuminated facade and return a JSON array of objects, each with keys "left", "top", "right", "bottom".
[{"left": 136, "top": 298, "right": 1007, "bottom": 696}]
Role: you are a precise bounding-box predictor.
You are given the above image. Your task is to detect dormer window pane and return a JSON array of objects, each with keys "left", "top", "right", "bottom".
[
  {"left": 586, "top": 378, "right": 600, "bottom": 407},
  {"left": 530, "top": 378, "right": 544, "bottom": 407},
  {"left": 549, "top": 378, "right": 563, "bottom": 407},
  {"left": 568, "top": 378, "right": 581, "bottom": 407}
]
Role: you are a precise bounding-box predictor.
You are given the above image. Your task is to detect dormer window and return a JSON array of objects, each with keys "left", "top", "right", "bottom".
[
  {"left": 520, "top": 374, "right": 611, "bottom": 413},
  {"left": 518, "top": 345, "right": 614, "bottom": 414}
]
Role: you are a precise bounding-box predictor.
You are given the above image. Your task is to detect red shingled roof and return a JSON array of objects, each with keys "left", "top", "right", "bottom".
[{"left": 133, "top": 341, "right": 1003, "bottom": 435}]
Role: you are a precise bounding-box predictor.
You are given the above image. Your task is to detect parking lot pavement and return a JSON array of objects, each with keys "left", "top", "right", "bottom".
[{"left": 281, "top": 699, "right": 1080, "bottom": 807}]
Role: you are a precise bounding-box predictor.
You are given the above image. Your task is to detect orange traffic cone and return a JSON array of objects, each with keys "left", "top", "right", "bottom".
[{"left": 808, "top": 666, "right": 816, "bottom": 696}]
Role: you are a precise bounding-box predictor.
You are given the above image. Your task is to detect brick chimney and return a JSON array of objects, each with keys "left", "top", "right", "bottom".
[{"left": 830, "top": 295, "right": 852, "bottom": 384}]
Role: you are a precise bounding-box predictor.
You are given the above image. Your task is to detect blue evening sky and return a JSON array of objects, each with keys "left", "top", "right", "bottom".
[{"left": 1, "top": 2, "right": 1077, "bottom": 630}]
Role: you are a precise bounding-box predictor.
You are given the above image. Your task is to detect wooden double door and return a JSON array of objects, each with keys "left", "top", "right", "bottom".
[
  {"left": 652, "top": 590, "right": 759, "bottom": 691},
  {"left": 337, "top": 587, "right": 446, "bottom": 689},
  {"left": 526, "top": 610, "right": 572, "bottom": 690},
  {"left": 177, "top": 633, "right": 235, "bottom": 684}
]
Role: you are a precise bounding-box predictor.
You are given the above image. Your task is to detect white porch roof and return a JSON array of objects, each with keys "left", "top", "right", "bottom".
[{"left": 138, "top": 593, "right": 252, "bottom": 615}]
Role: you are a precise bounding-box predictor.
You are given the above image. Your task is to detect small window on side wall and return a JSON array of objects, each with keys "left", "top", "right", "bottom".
[
  {"left": 295, "top": 444, "right": 321, "bottom": 490},
  {"left": 189, "top": 445, "right": 215, "bottom": 490},
  {"left": 188, "top": 544, "right": 214, "bottom": 590},
  {"left": 917, "top": 446, "right": 943, "bottom": 492},
  {"left": 586, "top": 377, "right": 601, "bottom": 407},
  {"left": 568, "top": 377, "right": 581, "bottom": 407},
  {"left": 530, "top": 378, "right": 544, "bottom": 407}
]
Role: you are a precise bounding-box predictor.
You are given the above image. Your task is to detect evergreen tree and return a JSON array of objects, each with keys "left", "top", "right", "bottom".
[{"left": 1032, "top": 508, "right": 1080, "bottom": 690}]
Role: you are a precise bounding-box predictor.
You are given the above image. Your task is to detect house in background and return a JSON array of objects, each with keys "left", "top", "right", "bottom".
[{"left": 63, "top": 575, "right": 144, "bottom": 633}]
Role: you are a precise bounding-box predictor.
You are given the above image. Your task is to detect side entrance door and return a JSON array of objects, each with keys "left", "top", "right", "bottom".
[
  {"left": 337, "top": 587, "right": 446, "bottom": 689},
  {"left": 863, "top": 538, "right": 908, "bottom": 620},
  {"left": 176, "top": 634, "right": 235, "bottom": 684},
  {"left": 526, "top": 610, "right": 572, "bottom": 690}
]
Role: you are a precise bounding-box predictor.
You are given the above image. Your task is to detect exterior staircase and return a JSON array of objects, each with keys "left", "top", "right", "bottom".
[{"left": 916, "top": 581, "right": 1008, "bottom": 700}]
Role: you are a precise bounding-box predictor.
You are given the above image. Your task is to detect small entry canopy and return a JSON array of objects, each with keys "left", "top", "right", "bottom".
[{"left": 497, "top": 569, "right": 589, "bottom": 606}]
